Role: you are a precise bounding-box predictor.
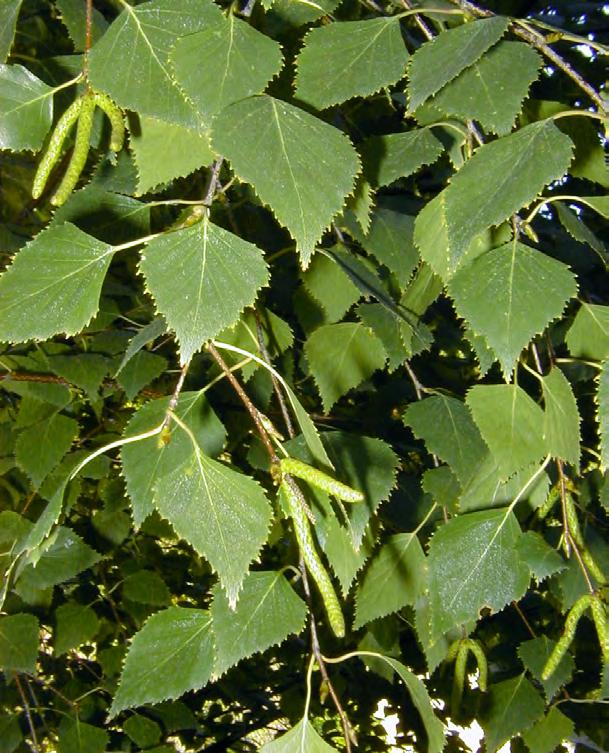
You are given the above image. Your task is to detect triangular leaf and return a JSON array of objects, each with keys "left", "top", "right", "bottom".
[
  {"left": 480, "top": 674, "right": 545, "bottom": 753},
  {"left": 0, "top": 223, "right": 114, "bottom": 343},
  {"left": 518, "top": 636, "right": 574, "bottom": 701},
  {"left": 140, "top": 217, "right": 269, "bottom": 364},
  {"left": 211, "top": 571, "right": 307, "bottom": 675},
  {"left": 517, "top": 532, "right": 566, "bottom": 584},
  {"left": 449, "top": 239, "right": 577, "bottom": 377},
  {"left": 154, "top": 441, "right": 272, "bottom": 605},
  {"left": 57, "top": 720, "right": 108, "bottom": 753},
  {"left": 566, "top": 302, "right": 609, "bottom": 360},
  {"left": 407, "top": 16, "right": 509, "bottom": 111},
  {"left": 522, "top": 707, "right": 575, "bottom": 753},
  {"left": 261, "top": 718, "right": 338, "bottom": 753},
  {"left": 109, "top": 607, "right": 214, "bottom": 716},
  {"left": 212, "top": 95, "right": 360, "bottom": 267},
  {"left": 89, "top": 0, "right": 222, "bottom": 126},
  {"left": 428, "top": 509, "right": 530, "bottom": 638},
  {"left": 54, "top": 603, "right": 100, "bottom": 655},
  {"left": 305, "top": 322, "right": 386, "bottom": 411},
  {"left": 0, "top": 63, "right": 53, "bottom": 151},
  {"left": 361, "top": 128, "right": 444, "bottom": 188},
  {"left": 295, "top": 18, "right": 408, "bottom": 109},
  {"left": 467, "top": 385, "right": 546, "bottom": 478},
  {"left": 15, "top": 414, "right": 78, "bottom": 488},
  {"left": 0, "top": 613, "right": 39, "bottom": 673},
  {"left": 541, "top": 367, "right": 580, "bottom": 466},
  {"left": 0, "top": 1, "right": 23, "bottom": 62},
  {"left": 171, "top": 15, "right": 283, "bottom": 119}
]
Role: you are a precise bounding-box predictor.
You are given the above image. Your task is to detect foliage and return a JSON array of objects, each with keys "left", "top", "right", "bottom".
[{"left": 1, "top": 0, "right": 609, "bottom": 751}]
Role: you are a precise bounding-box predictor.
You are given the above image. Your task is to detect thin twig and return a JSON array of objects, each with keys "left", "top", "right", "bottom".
[
  {"left": 207, "top": 343, "right": 278, "bottom": 462},
  {"left": 557, "top": 460, "right": 595, "bottom": 593},
  {"left": 512, "top": 601, "right": 536, "bottom": 638},
  {"left": 159, "top": 361, "right": 190, "bottom": 434},
  {"left": 84, "top": 0, "right": 93, "bottom": 80},
  {"left": 14, "top": 674, "right": 40, "bottom": 753},
  {"left": 203, "top": 158, "right": 223, "bottom": 208},
  {"left": 400, "top": 0, "right": 434, "bottom": 40}
]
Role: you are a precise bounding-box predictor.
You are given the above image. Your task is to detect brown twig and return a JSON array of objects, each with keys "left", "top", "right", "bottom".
[
  {"left": 14, "top": 674, "right": 40, "bottom": 753},
  {"left": 557, "top": 460, "right": 595, "bottom": 594},
  {"left": 206, "top": 343, "right": 277, "bottom": 462},
  {"left": 159, "top": 361, "right": 190, "bottom": 434},
  {"left": 445, "top": 0, "right": 608, "bottom": 115},
  {"left": 84, "top": 0, "right": 93, "bottom": 80},
  {"left": 203, "top": 158, "right": 223, "bottom": 208}
]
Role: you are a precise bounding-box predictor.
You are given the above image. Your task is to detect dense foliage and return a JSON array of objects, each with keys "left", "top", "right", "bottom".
[{"left": 1, "top": 0, "right": 609, "bottom": 751}]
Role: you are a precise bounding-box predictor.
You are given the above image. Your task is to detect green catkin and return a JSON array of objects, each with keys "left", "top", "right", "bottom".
[
  {"left": 542, "top": 594, "right": 594, "bottom": 680},
  {"left": 591, "top": 597, "right": 609, "bottom": 664},
  {"left": 281, "top": 479, "right": 345, "bottom": 638},
  {"left": 50, "top": 93, "right": 95, "bottom": 207},
  {"left": 92, "top": 91, "right": 125, "bottom": 152},
  {"left": 279, "top": 457, "right": 364, "bottom": 503},
  {"left": 32, "top": 97, "right": 83, "bottom": 199},
  {"left": 565, "top": 494, "right": 606, "bottom": 583},
  {"left": 463, "top": 639, "right": 488, "bottom": 692},
  {"left": 451, "top": 641, "right": 468, "bottom": 711}
]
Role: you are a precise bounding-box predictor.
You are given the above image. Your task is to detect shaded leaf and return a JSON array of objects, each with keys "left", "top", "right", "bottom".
[
  {"left": 541, "top": 367, "right": 580, "bottom": 466},
  {"left": 362, "top": 128, "right": 444, "bottom": 188},
  {"left": 480, "top": 674, "right": 545, "bottom": 753},
  {"left": 566, "top": 302, "right": 609, "bottom": 360},
  {"left": 0, "top": 614, "right": 38, "bottom": 672},
  {"left": 302, "top": 252, "right": 361, "bottom": 322},
  {"left": 140, "top": 217, "right": 269, "bottom": 364},
  {"left": 0, "top": 63, "right": 53, "bottom": 150},
  {"left": 517, "top": 532, "right": 566, "bottom": 584},
  {"left": 56, "top": 0, "right": 107, "bottom": 50},
  {"left": 212, "top": 95, "right": 360, "bottom": 267},
  {"left": 48, "top": 354, "right": 109, "bottom": 399},
  {"left": 449, "top": 240, "right": 577, "bottom": 377},
  {"left": 261, "top": 718, "right": 338, "bottom": 753},
  {"left": 428, "top": 508, "right": 530, "bottom": 638},
  {"left": 116, "top": 350, "right": 166, "bottom": 400},
  {"left": 295, "top": 18, "right": 408, "bottom": 109},
  {"left": 598, "top": 361, "right": 609, "bottom": 471},
  {"left": 15, "top": 414, "right": 78, "bottom": 488},
  {"left": 123, "top": 571, "right": 171, "bottom": 606},
  {"left": 123, "top": 715, "right": 162, "bottom": 748},
  {"left": 0, "top": 223, "right": 114, "bottom": 343},
  {"left": 518, "top": 636, "right": 574, "bottom": 701},
  {"left": 110, "top": 607, "right": 214, "bottom": 716},
  {"left": 54, "top": 603, "right": 100, "bottom": 655},
  {"left": 305, "top": 322, "right": 386, "bottom": 411},
  {"left": 211, "top": 571, "right": 307, "bottom": 675},
  {"left": 58, "top": 720, "right": 108, "bottom": 753}
]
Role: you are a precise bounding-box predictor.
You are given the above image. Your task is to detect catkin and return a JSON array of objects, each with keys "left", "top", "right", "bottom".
[
  {"left": 93, "top": 91, "right": 125, "bottom": 152},
  {"left": 32, "top": 97, "right": 83, "bottom": 199},
  {"left": 50, "top": 93, "right": 95, "bottom": 207},
  {"left": 451, "top": 641, "right": 468, "bottom": 711},
  {"left": 279, "top": 457, "right": 364, "bottom": 503},
  {"left": 281, "top": 478, "right": 345, "bottom": 638},
  {"left": 542, "top": 595, "right": 594, "bottom": 680}
]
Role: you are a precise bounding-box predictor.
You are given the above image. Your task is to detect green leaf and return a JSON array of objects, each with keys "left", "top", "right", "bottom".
[
  {"left": 16, "top": 527, "right": 101, "bottom": 591},
  {"left": 124, "top": 715, "right": 162, "bottom": 748},
  {"left": 354, "top": 532, "right": 427, "bottom": 628},
  {"left": 407, "top": 16, "right": 509, "bottom": 111},
  {"left": 0, "top": 63, "right": 53, "bottom": 151},
  {"left": 212, "top": 95, "right": 360, "bottom": 267},
  {"left": 123, "top": 571, "right": 171, "bottom": 606},
  {"left": 362, "top": 128, "right": 444, "bottom": 188},
  {"left": 0, "top": 613, "right": 39, "bottom": 673},
  {"left": 121, "top": 391, "right": 226, "bottom": 528},
  {"left": 171, "top": 15, "right": 283, "bottom": 120},
  {"left": 154, "top": 441, "right": 272, "bottom": 605},
  {"left": 211, "top": 571, "right": 307, "bottom": 675},
  {"left": 357, "top": 302, "right": 411, "bottom": 371},
  {"left": 466, "top": 385, "right": 546, "bottom": 478},
  {"left": 566, "top": 302, "right": 609, "bottom": 360},
  {"left": 129, "top": 116, "right": 214, "bottom": 194},
  {"left": 517, "top": 532, "right": 566, "bottom": 584},
  {"left": 262, "top": 719, "right": 338, "bottom": 752},
  {"left": 459, "top": 459, "right": 550, "bottom": 514},
  {"left": 541, "top": 367, "right": 580, "bottom": 466},
  {"left": 305, "top": 322, "right": 386, "bottom": 411},
  {"left": 598, "top": 361, "right": 609, "bottom": 471},
  {"left": 480, "top": 674, "right": 545, "bottom": 753},
  {"left": 0, "top": 223, "right": 114, "bottom": 344},
  {"left": 449, "top": 240, "right": 577, "bottom": 377},
  {"left": 0, "top": 1, "right": 22, "bottom": 62},
  {"left": 422, "top": 467, "right": 460, "bottom": 512},
  {"left": 428, "top": 509, "right": 530, "bottom": 638},
  {"left": 47, "top": 354, "right": 109, "bottom": 400},
  {"left": 89, "top": 0, "right": 222, "bottom": 126},
  {"left": 58, "top": 720, "right": 108, "bottom": 753},
  {"left": 140, "top": 218, "right": 269, "bottom": 364},
  {"left": 55, "top": 0, "right": 107, "bottom": 51},
  {"left": 15, "top": 414, "right": 78, "bottom": 488},
  {"left": 518, "top": 636, "right": 574, "bottom": 701},
  {"left": 522, "top": 707, "right": 575, "bottom": 753},
  {"left": 555, "top": 201, "right": 608, "bottom": 263},
  {"left": 116, "top": 350, "right": 166, "bottom": 400},
  {"left": 414, "top": 122, "right": 573, "bottom": 280},
  {"left": 302, "top": 252, "right": 361, "bottom": 322},
  {"left": 116, "top": 316, "right": 167, "bottom": 375},
  {"left": 0, "top": 714, "right": 21, "bottom": 753},
  {"left": 269, "top": 0, "right": 339, "bottom": 25},
  {"left": 429, "top": 42, "right": 541, "bottom": 135},
  {"left": 110, "top": 606, "right": 214, "bottom": 716},
  {"left": 404, "top": 395, "right": 488, "bottom": 488},
  {"left": 295, "top": 18, "right": 408, "bottom": 109},
  {"left": 54, "top": 603, "right": 100, "bottom": 655}
]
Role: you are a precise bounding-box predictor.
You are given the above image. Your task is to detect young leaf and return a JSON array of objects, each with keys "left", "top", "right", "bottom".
[
  {"left": 210, "top": 571, "right": 307, "bottom": 675},
  {"left": 140, "top": 217, "right": 269, "bottom": 364},
  {"left": 541, "top": 367, "right": 581, "bottom": 466},
  {"left": 15, "top": 414, "right": 78, "bottom": 488},
  {"left": 295, "top": 18, "right": 408, "bottom": 110},
  {"left": 212, "top": 95, "right": 360, "bottom": 267},
  {"left": 0, "top": 223, "right": 114, "bottom": 343},
  {"left": 407, "top": 16, "right": 509, "bottom": 111},
  {"left": 429, "top": 42, "right": 541, "bottom": 135},
  {"left": 109, "top": 607, "right": 214, "bottom": 716},
  {"left": 47, "top": 354, "right": 109, "bottom": 400},
  {"left": 0, "top": 613, "right": 39, "bottom": 673},
  {"left": 116, "top": 350, "right": 166, "bottom": 400},
  {"left": 480, "top": 674, "right": 545, "bottom": 753},
  {"left": 260, "top": 718, "right": 338, "bottom": 753},
  {"left": 357, "top": 302, "right": 411, "bottom": 370},
  {"left": 566, "top": 302, "right": 609, "bottom": 360},
  {"left": 361, "top": 128, "right": 444, "bottom": 188},
  {"left": 121, "top": 391, "right": 226, "bottom": 528},
  {"left": 521, "top": 707, "right": 575, "bottom": 753},
  {"left": 555, "top": 201, "right": 608, "bottom": 263},
  {"left": 89, "top": 0, "right": 222, "bottom": 126},
  {"left": 154, "top": 445, "right": 272, "bottom": 606},
  {"left": 414, "top": 121, "right": 573, "bottom": 280},
  {"left": 171, "top": 15, "right": 283, "bottom": 120},
  {"left": 448, "top": 239, "right": 577, "bottom": 377},
  {"left": 427, "top": 509, "right": 530, "bottom": 638},
  {"left": 0, "top": 63, "right": 53, "bottom": 151},
  {"left": 354, "top": 532, "right": 427, "bottom": 629},
  {"left": 467, "top": 384, "right": 546, "bottom": 478},
  {"left": 129, "top": 116, "right": 214, "bottom": 194},
  {"left": 304, "top": 322, "right": 386, "bottom": 411},
  {"left": 54, "top": 603, "right": 100, "bottom": 655}
]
